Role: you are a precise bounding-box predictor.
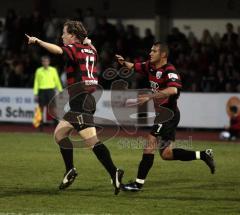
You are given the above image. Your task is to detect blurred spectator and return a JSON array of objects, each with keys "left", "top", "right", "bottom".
[
  {"left": 83, "top": 8, "right": 96, "bottom": 35},
  {"left": 12, "top": 15, "right": 25, "bottom": 52},
  {"left": 201, "top": 64, "right": 217, "bottom": 92},
  {"left": 115, "top": 37, "right": 127, "bottom": 56},
  {"left": 188, "top": 31, "right": 198, "bottom": 49},
  {"left": 43, "top": 11, "right": 60, "bottom": 43},
  {"left": 115, "top": 19, "right": 126, "bottom": 38},
  {"left": 0, "top": 20, "right": 7, "bottom": 53},
  {"left": 167, "top": 27, "right": 188, "bottom": 49},
  {"left": 142, "top": 28, "right": 155, "bottom": 51},
  {"left": 96, "top": 16, "right": 117, "bottom": 45},
  {"left": 237, "top": 26, "right": 240, "bottom": 47},
  {"left": 222, "top": 23, "right": 238, "bottom": 46},
  {"left": 125, "top": 25, "right": 141, "bottom": 58},
  {"left": 216, "top": 70, "right": 226, "bottom": 91},
  {"left": 8, "top": 61, "right": 26, "bottom": 87},
  {"left": 213, "top": 32, "right": 222, "bottom": 48},
  {"left": 201, "top": 29, "right": 213, "bottom": 45},
  {"left": 27, "top": 10, "right": 44, "bottom": 38},
  {"left": 0, "top": 8, "right": 239, "bottom": 93},
  {"left": 225, "top": 82, "right": 233, "bottom": 92},
  {"left": 236, "top": 83, "right": 240, "bottom": 92},
  {"left": 73, "top": 8, "right": 83, "bottom": 22},
  {"left": 4, "top": 9, "right": 17, "bottom": 51}
]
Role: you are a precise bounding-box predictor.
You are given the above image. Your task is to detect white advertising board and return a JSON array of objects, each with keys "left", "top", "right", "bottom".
[
  {"left": 1, "top": 88, "right": 239, "bottom": 128},
  {"left": 0, "top": 88, "right": 35, "bottom": 122}
]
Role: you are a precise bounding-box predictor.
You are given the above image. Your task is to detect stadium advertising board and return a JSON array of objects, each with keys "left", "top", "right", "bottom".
[
  {"left": 0, "top": 88, "right": 35, "bottom": 122},
  {"left": 1, "top": 88, "right": 239, "bottom": 128},
  {"left": 147, "top": 93, "right": 240, "bottom": 128}
]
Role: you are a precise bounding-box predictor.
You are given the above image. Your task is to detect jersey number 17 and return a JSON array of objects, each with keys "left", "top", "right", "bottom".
[{"left": 86, "top": 56, "right": 95, "bottom": 79}]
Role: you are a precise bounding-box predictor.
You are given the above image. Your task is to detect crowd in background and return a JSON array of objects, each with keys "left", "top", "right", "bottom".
[{"left": 0, "top": 8, "right": 240, "bottom": 92}]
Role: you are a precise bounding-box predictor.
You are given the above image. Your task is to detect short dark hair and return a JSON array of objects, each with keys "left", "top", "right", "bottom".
[
  {"left": 64, "top": 20, "right": 88, "bottom": 41},
  {"left": 153, "top": 42, "right": 169, "bottom": 57},
  {"left": 41, "top": 55, "right": 50, "bottom": 61}
]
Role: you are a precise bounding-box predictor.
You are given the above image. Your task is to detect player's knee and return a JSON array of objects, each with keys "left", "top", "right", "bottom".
[
  {"left": 54, "top": 129, "right": 68, "bottom": 143},
  {"left": 54, "top": 132, "right": 65, "bottom": 144},
  {"left": 143, "top": 135, "right": 157, "bottom": 154},
  {"left": 148, "top": 134, "right": 156, "bottom": 143},
  {"left": 79, "top": 127, "right": 99, "bottom": 147},
  {"left": 85, "top": 136, "right": 99, "bottom": 147},
  {"left": 143, "top": 148, "right": 155, "bottom": 154},
  {"left": 160, "top": 147, "right": 173, "bottom": 160},
  {"left": 54, "top": 130, "right": 59, "bottom": 143},
  {"left": 143, "top": 142, "right": 156, "bottom": 154}
]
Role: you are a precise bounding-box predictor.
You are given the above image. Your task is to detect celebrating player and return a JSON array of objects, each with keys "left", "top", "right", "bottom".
[
  {"left": 26, "top": 20, "right": 124, "bottom": 195},
  {"left": 116, "top": 42, "right": 215, "bottom": 191}
]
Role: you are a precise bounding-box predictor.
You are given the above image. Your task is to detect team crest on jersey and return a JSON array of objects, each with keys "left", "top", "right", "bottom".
[{"left": 156, "top": 71, "right": 162, "bottom": 79}]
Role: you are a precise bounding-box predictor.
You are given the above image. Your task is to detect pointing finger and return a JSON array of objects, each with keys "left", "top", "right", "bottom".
[{"left": 25, "top": 34, "right": 30, "bottom": 38}]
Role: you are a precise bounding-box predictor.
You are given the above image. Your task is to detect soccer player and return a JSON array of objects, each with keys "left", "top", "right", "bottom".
[
  {"left": 115, "top": 42, "right": 215, "bottom": 192},
  {"left": 26, "top": 20, "right": 124, "bottom": 195}
]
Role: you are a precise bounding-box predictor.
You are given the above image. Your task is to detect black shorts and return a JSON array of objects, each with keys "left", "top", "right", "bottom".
[
  {"left": 38, "top": 89, "right": 55, "bottom": 107},
  {"left": 63, "top": 93, "right": 96, "bottom": 132},
  {"left": 150, "top": 109, "right": 180, "bottom": 150}
]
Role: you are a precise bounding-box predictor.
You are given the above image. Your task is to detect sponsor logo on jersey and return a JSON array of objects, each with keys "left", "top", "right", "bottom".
[
  {"left": 150, "top": 81, "right": 159, "bottom": 92},
  {"left": 168, "top": 73, "right": 178, "bottom": 79},
  {"left": 81, "top": 49, "right": 94, "bottom": 54},
  {"left": 85, "top": 80, "right": 98, "bottom": 85}
]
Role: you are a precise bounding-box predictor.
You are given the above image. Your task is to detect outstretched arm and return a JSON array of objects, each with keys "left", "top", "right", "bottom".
[
  {"left": 25, "top": 34, "right": 63, "bottom": 55},
  {"left": 138, "top": 87, "right": 178, "bottom": 105},
  {"left": 115, "top": 54, "right": 134, "bottom": 70}
]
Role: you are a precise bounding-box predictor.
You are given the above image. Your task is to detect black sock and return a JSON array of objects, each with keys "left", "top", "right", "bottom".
[
  {"left": 59, "top": 137, "right": 74, "bottom": 172},
  {"left": 172, "top": 148, "right": 196, "bottom": 161},
  {"left": 136, "top": 154, "right": 154, "bottom": 183},
  {"left": 200, "top": 151, "right": 207, "bottom": 160},
  {"left": 92, "top": 142, "right": 117, "bottom": 178}
]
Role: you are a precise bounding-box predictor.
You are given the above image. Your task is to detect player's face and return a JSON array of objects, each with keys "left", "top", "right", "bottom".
[
  {"left": 149, "top": 45, "right": 161, "bottom": 64},
  {"left": 41, "top": 58, "right": 50, "bottom": 67},
  {"left": 62, "top": 26, "right": 73, "bottom": 45}
]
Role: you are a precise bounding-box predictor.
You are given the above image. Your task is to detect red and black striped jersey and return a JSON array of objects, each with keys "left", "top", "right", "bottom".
[
  {"left": 134, "top": 61, "right": 182, "bottom": 111},
  {"left": 61, "top": 42, "right": 98, "bottom": 96}
]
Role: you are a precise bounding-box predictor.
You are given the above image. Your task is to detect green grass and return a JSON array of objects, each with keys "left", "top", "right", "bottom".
[{"left": 0, "top": 132, "right": 240, "bottom": 214}]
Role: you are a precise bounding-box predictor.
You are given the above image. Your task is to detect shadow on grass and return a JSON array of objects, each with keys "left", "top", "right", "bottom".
[
  {"left": 0, "top": 186, "right": 100, "bottom": 198},
  {"left": 125, "top": 194, "right": 240, "bottom": 202},
  {"left": 1, "top": 182, "right": 240, "bottom": 203},
  {"left": 149, "top": 179, "right": 240, "bottom": 190}
]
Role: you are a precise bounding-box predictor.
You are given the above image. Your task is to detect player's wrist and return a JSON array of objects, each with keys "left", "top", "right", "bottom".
[
  {"left": 155, "top": 91, "right": 168, "bottom": 99},
  {"left": 36, "top": 39, "right": 42, "bottom": 46},
  {"left": 123, "top": 61, "right": 134, "bottom": 70}
]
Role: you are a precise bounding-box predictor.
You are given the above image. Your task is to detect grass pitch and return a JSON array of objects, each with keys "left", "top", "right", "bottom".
[{"left": 0, "top": 132, "right": 240, "bottom": 214}]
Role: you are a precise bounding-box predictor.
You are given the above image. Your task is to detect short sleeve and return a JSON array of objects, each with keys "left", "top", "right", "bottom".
[
  {"left": 165, "top": 66, "right": 182, "bottom": 89},
  {"left": 61, "top": 45, "right": 76, "bottom": 61}
]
